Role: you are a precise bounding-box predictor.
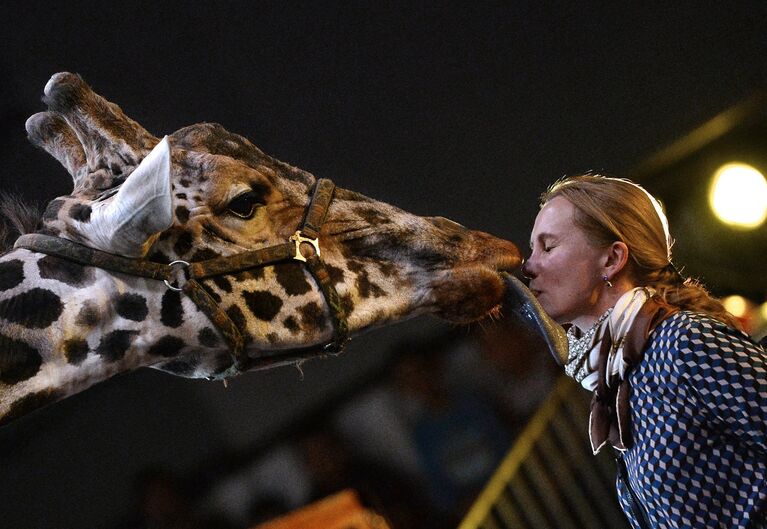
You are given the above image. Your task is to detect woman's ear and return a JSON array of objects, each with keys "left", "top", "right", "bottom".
[{"left": 603, "top": 241, "right": 630, "bottom": 278}]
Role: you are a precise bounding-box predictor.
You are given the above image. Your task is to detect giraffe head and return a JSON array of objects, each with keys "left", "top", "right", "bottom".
[{"left": 24, "top": 72, "right": 522, "bottom": 373}]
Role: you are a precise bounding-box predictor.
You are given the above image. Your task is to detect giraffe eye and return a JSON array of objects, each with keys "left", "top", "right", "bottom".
[{"left": 227, "top": 191, "right": 263, "bottom": 219}]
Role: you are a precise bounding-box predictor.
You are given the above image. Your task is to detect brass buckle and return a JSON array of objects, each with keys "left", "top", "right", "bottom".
[{"left": 289, "top": 231, "right": 321, "bottom": 262}]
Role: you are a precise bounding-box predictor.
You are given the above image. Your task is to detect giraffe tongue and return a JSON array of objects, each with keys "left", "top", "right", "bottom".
[{"left": 501, "top": 272, "right": 568, "bottom": 366}]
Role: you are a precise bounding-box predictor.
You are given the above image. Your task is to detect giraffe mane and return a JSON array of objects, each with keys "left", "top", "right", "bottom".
[{"left": 0, "top": 192, "right": 42, "bottom": 252}]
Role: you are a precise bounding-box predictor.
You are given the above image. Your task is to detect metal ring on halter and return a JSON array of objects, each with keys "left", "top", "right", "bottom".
[
  {"left": 289, "top": 231, "right": 321, "bottom": 262},
  {"left": 164, "top": 260, "right": 190, "bottom": 291}
]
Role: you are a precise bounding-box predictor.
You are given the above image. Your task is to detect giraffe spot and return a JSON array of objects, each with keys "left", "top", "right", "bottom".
[
  {"left": 343, "top": 231, "right": 407, "bottom": 260},
  {"left": 242, "top": 290, "right": 283, "bottom": 321},
  {"left": 173, "top": 231, "right": 194, "bottom": 256},
  {"left": 266, "top": 332, "right": 279, "bottom": 344},
  {"left": 340, "top": 294, "right": 355, "bottom": 315},
  {"left": 175, "top": 193, "right": 187, "bottom": 199},
  {"left": 69, "top": 203, "right": 92, "bottom": 222},
  {"left": 158, "top": 359, "right": 196, "bottom": 376},
  {"left": 356, "top": 272, "right": 385, "bottom": 299},
  {"left": 96, "top": 330, "right": 137, "bottom": 362},
  {"left": 298, "top": 301, "right": 327, "bottom": 331},
  {"left": 354, "top": 206, "right": 389, "bottom": 225},
  {"left": 225, "top": 305, "right": 251, "bottom": 344},
  {"left": 0, "top": 334, "right": 43, "bottom": 383},
  {"left": 148, "top": 336, "right": 186, "bottom": 357},
  {"left": 409, "top": 248, "right": 445, "bottom": 268},
  {"left": 226, "top": 304, "right": 246, "bottom": 326},
  {"left": 371, "top": 282, "right": 385, "bottom": 297},
  {"left": 324, "top": 263, "right": 345, "bottom": 286},
  {"left": 0, "top": 259, "right": 24, "bottom": 291},
  {"left": 42, "top": 199, "right": 65, "bottom": 221},
  {"left": 76, "top": 301, "right": 100, "bottom": 327},
  {"left": 347, "top": 260, "right": 364, "bottom": 273},
  {"left": 179, "top": 178, "right": 191, "bottom": 187},
  {"left": 0, "top": 288, "right": 63, "bottom": 328},
  {"left": 115, "top": 293, "right": 148, "bottom": 321},
  {"left": 175, "top": 205, "right": 190, "bottom": 224},
  {"left": 190, "top": 248, "right": 220, "bottom": 261},
  {"left": 85, "top": 171, "right": 116, "bottom": 190},
  {"left": 233, "top": 268, "right": 264, "bottom": 282},
  {"left": 62, "top": 339, "right": 89, "bottom": 365},
  {"left": 210, "top": 275, "right": 233, "bottom": 293},
  {"left": 161, "top": 289, "right": 184, "bottom": 328},
  {"left": 148, "top": 250, "right": 171, "bottom": 264},
  {"left": 275, "top": 263, "right": 312, "bottom": 296},
  {"left": 0, "top": 389, "right": 63, "bottom": 427},
  {"left": 346, "top": 261, "right": 384, "bottom": 298},
  {"left": 198, "top": 327, "right": 219, "bottom": 347},
  {"left": 283, "top": 315, "right": 300, "bottom": 334},
  {"left": 38, "top": 255, "right": 90, "bottom": 286},
  {"left": 377, "top": 261, "right": 397, "bottom": 278}
]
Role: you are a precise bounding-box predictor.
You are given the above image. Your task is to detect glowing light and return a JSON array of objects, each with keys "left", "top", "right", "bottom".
[
  {"left": 722, "top": 295, "right": 748, "bottom": 318},
  {"left": 709, "top": 163, "right": 767, "bottom": 228},
  {"left": 760, "top": 301, "right": 767, "bottom": 321}
]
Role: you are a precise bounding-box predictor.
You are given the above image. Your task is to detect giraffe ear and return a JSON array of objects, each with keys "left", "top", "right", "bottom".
[{"left": 84, "top": 137, "right": 173, "bottom": 257}]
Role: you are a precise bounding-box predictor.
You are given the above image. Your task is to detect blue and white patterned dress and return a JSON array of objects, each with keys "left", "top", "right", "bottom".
[{"left": 618, "top": 311, "right": 766, "bottom": 528}]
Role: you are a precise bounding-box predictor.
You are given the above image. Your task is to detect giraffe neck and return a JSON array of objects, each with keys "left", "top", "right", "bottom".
[{"left": 0, "top": 247, "right": 217, "bottom": 425}]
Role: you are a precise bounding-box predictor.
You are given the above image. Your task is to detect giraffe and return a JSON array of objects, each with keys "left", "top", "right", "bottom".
[{"left": 0, "top": 72, "right": 550, "bottom": 427}]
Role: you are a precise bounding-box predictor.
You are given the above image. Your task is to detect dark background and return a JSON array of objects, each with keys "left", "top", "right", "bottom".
[{"left": 1, "top": 3, "right": 766, "bottom": 528}]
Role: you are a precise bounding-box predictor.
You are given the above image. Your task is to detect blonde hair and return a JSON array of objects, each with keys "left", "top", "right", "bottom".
[{"left": 542, "top": 174, "right": 740, "bottom": 329}]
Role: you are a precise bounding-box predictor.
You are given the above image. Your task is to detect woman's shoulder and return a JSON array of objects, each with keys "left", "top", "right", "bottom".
[
  {"left": 650, "top": 310, "right": 763, "bottom": 360},
  {"left": 655, "top": 310, "right": 745, "bottom": 336}
]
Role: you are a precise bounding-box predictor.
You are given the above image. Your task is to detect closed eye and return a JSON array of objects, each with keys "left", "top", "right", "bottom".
[{"left": 227, "top": 190, "right": 263, "bottom": 219}]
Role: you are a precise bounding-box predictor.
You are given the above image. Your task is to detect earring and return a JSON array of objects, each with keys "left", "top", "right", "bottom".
[{"left": 603, "top": 275, "right": 613, "bottom": 288}]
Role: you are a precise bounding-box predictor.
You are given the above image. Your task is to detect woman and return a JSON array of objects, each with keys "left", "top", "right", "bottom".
[{"left": 521, "top": 174, "right": 766, "bottom": 529}]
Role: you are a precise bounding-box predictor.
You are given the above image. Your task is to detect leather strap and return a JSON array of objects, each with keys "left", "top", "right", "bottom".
[
  {"left": 182, "top": 278, "right": 247, "bottom": 369},
  {"left": 14, "top": 178, "right": 348, "bottom": 374},
  {"left": 301, "top": 178, "right": 335, "bottom": 239},
  {"left": 304, "top": 256, "right": 348, "bottom": 352},
  {"left": 15, "top": 233, "right": 173, "bottom": 282},
  {"left": 189, "top": 243, "right": 294, "bottom": 279}
]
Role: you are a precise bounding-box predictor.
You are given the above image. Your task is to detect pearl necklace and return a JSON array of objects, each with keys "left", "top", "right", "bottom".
[{"left": 565, "top": 308, "right": 613, "bottom": 382}]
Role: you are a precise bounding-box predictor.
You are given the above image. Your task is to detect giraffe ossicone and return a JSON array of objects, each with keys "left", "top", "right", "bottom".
[{"left": 0, "top": 72, "right": 541, "bottom": 426}]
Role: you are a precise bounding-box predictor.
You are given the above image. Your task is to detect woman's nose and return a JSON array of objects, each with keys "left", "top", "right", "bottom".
[{"left": 521, "top": 256, "right": 535, "bottom": 279}]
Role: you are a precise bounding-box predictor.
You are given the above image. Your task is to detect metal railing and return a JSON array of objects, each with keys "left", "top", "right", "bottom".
[{"left": 458, "top": 376, "right": 631, "bottom": 529}]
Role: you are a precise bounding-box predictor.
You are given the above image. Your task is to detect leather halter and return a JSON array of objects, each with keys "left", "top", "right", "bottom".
[{"left": 14, "top": 178, "right": 348, "bottom": 375}]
